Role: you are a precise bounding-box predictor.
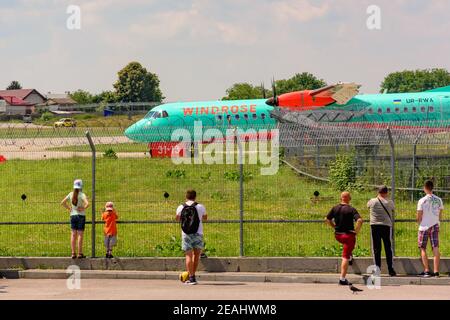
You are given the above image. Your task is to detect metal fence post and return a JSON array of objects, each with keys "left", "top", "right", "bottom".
[
  {"left": 386, "top": 128, "right": 395, "bottom": 256},
  {"left": 411, "top": 133, "right": 423, "bottom": 202},
  {"left": 235, "top": 128, "right": 244, "bottom": 257},
  {"left": 86, "top": 131, "right": 96, "bottom": 258}
]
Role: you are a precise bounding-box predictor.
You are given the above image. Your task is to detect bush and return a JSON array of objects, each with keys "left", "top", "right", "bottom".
[
  {"left": 224, "top": 170, "right": 253, "bottom": 182},
  {"left": 166, "top": 169, "right": 186, "bottom": 179},
  {"left": 103, "top": 148, "right": 118, "bottom": 159},
  {"left": 329, "top": 154, "right": 356, "bottom": 191},
  {"left": 40, "top": 112, "right": 53, "bottom": 122}
]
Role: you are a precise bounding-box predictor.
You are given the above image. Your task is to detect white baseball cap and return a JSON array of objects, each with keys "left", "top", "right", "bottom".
[
  {"left": 73, "top": 179, "right": 83, "bottom": 189},
  {"left": 105, "top": 202, "right": 114, "bottom": 211}
]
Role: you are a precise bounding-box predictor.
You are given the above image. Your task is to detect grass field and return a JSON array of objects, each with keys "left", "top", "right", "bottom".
[{"left": 0, "top": 156, "right": 448, "bottom": 257}]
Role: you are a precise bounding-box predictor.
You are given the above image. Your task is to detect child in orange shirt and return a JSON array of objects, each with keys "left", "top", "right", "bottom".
[{"left": 102, "top": 202, "right": 118, "bottom": 258}]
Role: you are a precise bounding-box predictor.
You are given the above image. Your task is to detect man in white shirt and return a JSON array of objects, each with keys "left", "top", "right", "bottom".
[
  {"left": 176, "top": 189, "right": 207, "bottom": 285},
  {"left": 417, "top": 180, "right": 444, "bottom": 277}
]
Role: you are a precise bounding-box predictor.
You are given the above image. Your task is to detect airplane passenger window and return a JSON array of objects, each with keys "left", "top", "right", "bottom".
[
  {"left": 404, "top": 107, "right": 408, "bottom": 113},
  {"left": 252, "top": 114, "right": 257, "bottom": 119},
  {"left": 226, "top": 115, "right": 232, "bottom": 122},
  {"left": 368, "top": 108, "right": 373, "bottom": 114},
  {"left": 395, "top": 107, "right": 400, "bottom": 114},
  {"left": 261, "top": 113, "right": 266, "bottom": 119},
  {"left": 243, "top": 114, "right": 249, "bottom": 120},
  {"left": 377, "top": 108, "right": 382, "bottom": 115},
  {"left": 269, "top": 113, "right": 275, "bottom": 118},
  {"left": 235, "top": 114, "right": 240, "bottom": 120},
  {"left": 420, "top": 106, "right": 426, "bottom": 113},
  {"left": 217, "top": 115, "right": 223, "bottom": 121},
  {"left": 386, "top": 108, "right": 391, "bottom": 114},
  {"left": 412, "top": 107, "right": 417, "bottom": 113},
  {"left": 428, "top": 106, "right": 434, "bottom": 112}
]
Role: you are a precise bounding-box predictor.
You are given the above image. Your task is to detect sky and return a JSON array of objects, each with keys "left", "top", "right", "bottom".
[{"left": 1, "top": 0, "right": 449, "bottom": 102}]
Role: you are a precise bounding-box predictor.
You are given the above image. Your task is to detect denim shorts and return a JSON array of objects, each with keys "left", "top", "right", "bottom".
[
  {"left": 70, "top": 215, "right": 86, "bottom": 231},
  {"left": 182, "top": 233, "right": 204, "bottom": 252}
]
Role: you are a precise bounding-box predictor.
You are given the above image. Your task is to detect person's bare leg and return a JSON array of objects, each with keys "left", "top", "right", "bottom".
[
  {"left": 70, "top": 231, "right": 77, "bottom": 256},
  {"left": 193, "top": 248, "right": 202, "bottom": 275},
  {"left": 77, "top": 231, "right": 84, "bottom": 255},
  {"left": 432, "top": 247, "right": 440, "bottom": 273},
  {"left": 420, "top": 248, "right": 429, "bottom": 272},
  {"left": 341, "top": 258, "right": 349, "bottom": 279},
  {"left": 185, "top": 251, "right": 194, "bottom": 276}
]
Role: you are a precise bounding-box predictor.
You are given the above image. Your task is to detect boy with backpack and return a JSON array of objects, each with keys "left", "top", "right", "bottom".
[{"left": 176, "top": 189, "right": 207, "bottom": 285}]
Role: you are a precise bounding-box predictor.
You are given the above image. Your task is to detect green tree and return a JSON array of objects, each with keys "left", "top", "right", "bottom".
[
  {"left": 6, "top": 80, "right": 22, "bottom": 90},
  {"left": 222, "top": 83, "right": 270, "bottom": 100},
  {"left": 92, "top": 90, "right": 118, "bottom": 103},
  {"left": 113, "top": 62, "right": 163, "bottom": 103},
  {"left": 380, "top": 68, "right": 450, "bottom": 93},
  {"left": 275, "top": 72, "right": 326, "bottom": 95},
  {"left": 69, "top": 89, "right": 94, "bottom": 104}
]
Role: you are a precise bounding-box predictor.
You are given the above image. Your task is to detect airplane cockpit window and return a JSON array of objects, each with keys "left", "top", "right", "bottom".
[{"left": 144, "top": 111, "right": 161, "bottom": 119}]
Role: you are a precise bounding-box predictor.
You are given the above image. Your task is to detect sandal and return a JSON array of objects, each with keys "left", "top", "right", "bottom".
[
  {"left": 77, "top": 254, "right": 86, "bottom": 259},
  {"left": 71, "top": 254, "right": 76, "bottom": 259}
]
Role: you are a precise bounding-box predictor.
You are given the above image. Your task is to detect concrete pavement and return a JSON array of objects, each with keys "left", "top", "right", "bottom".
[{"left": 1, "top": 278, "right": 450, "bottom": 300}]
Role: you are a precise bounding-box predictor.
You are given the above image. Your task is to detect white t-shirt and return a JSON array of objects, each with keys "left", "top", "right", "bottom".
[
  {"left": 417, "top": 194, "right": 444, "bottom": 231},
  {"left": 176, "top": 201, "right": 206, "bottom": 236}
]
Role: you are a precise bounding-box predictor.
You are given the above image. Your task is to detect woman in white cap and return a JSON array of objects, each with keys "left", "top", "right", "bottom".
[{"left": 61, "top": 179, "right": 89, "bottom": 259}]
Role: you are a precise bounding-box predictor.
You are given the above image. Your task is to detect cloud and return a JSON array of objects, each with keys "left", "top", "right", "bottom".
[{"left": 272, "top": 0, "right": 330, "bottom": 22}]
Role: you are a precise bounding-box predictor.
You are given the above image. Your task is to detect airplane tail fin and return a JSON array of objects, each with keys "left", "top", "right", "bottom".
[{"left": 424, "top": 85, "right": 450, "bottom": 93}]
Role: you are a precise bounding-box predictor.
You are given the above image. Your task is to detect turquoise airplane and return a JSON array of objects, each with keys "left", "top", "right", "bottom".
[{"left": 124, "top": 83, "right": 450, "bottom": 143}]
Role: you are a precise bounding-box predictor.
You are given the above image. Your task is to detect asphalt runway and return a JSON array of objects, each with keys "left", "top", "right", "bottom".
[{"left": 1, "top": 279, "right": 450, "bottom": 300}]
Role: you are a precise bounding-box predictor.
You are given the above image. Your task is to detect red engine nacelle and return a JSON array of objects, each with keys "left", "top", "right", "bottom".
[{"left": 266, "top": 90, "right": 335, "bottom": 111}]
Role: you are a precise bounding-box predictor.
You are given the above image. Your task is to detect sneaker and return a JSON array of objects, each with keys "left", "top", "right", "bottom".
[
  {"left": 339, "top": 279, "right": 352, "bottom": 286},
  {"left": 200, "top": 253, "right": 208, "bottom": 259},
  {"left": 433, "top": 272, "right": 440, "bottom": 278},
  {"left": 389, "top": 269, "right": 397, "bottom": 277},
  {"left": 185, "top": 277, "right": 198, "bottom": 285},
  {"left": 419, "top": 271, "right": 432, "bottom": 278}
]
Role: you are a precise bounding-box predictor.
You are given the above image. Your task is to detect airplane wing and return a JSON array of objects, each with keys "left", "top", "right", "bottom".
[{"left": 310, "top": 82, "right": 361, "bottom": 105}]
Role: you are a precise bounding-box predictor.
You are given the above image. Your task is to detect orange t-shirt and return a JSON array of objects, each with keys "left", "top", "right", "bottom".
[{"left": 102, "top": 210, "right": 118, "bottom": 236}]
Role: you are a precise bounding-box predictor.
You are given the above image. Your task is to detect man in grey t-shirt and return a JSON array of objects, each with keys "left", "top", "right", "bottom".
[{"left": 367, "top": 185, "right": 396, "bottom": 276}]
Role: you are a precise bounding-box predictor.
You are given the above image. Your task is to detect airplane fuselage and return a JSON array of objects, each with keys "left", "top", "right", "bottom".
[{"left": 124, "top": 91, "right": 450, "bottom": 142}]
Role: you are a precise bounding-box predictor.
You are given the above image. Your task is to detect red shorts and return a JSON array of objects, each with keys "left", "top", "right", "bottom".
[{"left": 335, "top": 233, "right": 356, "bottom": 259}]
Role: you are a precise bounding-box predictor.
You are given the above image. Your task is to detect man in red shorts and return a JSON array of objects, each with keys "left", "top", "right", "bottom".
[{"left": 326, "top": 191, "right": 363, "bottom": 286}]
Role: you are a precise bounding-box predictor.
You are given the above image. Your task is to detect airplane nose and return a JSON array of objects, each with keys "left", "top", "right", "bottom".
[
  {"left": 124, "top": 124, "right": 137, "bottom": 140},
  {"left": 265, "top": 97, "right": 278, "bottom": 106}
]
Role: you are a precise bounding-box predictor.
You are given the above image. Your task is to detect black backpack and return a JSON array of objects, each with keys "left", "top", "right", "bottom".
[{"left": 180, "top": 202, "right": 200, "bottom": 234}]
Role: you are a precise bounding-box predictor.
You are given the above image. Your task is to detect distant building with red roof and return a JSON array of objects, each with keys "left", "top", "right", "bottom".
[{"left": 0, "top": 89, "right": 46, "bottom": 115}]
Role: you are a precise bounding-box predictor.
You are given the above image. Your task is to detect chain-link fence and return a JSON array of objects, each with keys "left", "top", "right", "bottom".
[{"left": 0, "top": 115, "right": 449, "bottom": 257}]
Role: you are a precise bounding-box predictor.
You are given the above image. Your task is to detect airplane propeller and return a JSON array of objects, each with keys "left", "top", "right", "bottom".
[{"left": 265, "top": 77, "right": 278, "bottom": 106}]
